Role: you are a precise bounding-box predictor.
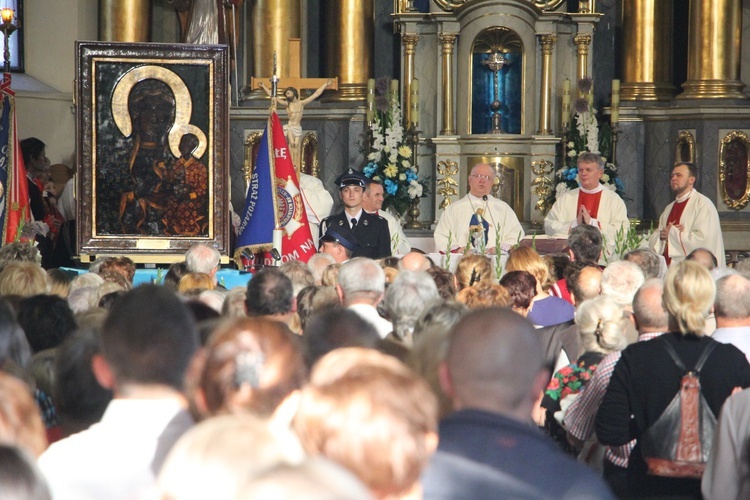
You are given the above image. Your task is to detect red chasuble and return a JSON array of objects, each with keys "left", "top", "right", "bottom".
[
  {"left": 577, "top": 190, "right": 603, "bottom": 222},
  {"left": 663, "top": 199, "right": 689, "bottom": 265}
]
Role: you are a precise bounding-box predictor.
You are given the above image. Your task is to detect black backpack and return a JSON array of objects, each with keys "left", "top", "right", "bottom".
[{"left": 639, "top": 338, "right": 717, "bottom": 478}]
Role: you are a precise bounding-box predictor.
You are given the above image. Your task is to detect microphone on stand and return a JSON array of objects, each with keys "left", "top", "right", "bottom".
[{"left": 482, "top": 194, "right": 504, "bottom": 252}]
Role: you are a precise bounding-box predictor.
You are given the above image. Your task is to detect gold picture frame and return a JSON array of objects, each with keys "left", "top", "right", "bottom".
[
  {"left": 719, "top": 130, "right": 750, "bottom": 210},
  {"left": 76, "top": 42, "right": 230, "bottom": 261}
]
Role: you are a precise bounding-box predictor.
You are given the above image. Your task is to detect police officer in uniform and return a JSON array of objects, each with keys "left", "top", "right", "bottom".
[{"left": 320, "top": 169, "right": 391, "bottom": 259}]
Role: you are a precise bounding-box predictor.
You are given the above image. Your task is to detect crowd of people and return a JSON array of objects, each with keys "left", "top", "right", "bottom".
[
  {"left": 0, "top": 220, "right": 749, "bottom": 499},
  {"left": 2, "top": 139, "right": 748, "bottom": 498}
]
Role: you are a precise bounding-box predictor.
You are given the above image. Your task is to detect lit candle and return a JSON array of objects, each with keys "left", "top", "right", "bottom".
[
  {"left": 1, "top": 8, "right": 13, "bottom": 24},
  {"left": 563, "top": 78, "right": 571, "bottom": 93},
  {"left": 611, "top": 79, "right": 620, "bottom": 93}
]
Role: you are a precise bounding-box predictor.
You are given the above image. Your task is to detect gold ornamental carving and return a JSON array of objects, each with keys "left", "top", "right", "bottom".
[
  {"left": 300, "top": 132, "right": 320, "bottom": 178},
  {"left": 432, "top": 0, "right": 566, "bottom": 12},
  {"left": 243, "top": 132, "right": 263, "bottom": 189},
  {"left": 436, "top": 160, "right": 459, "bottom": 209},
  {"left": 531, "top": 160, "right": 554, "bottom": 215},
  {"left": 540, "top": 34, "right": 557, "bottom": 55},
  {"left": 719, "top": 131, "right": 750, "bottom": 210},
  {"left": 573, "top": 34, "right": 592, "bottom": 52},
  {"left": 402, "top": 34, "right": 420, "bottom": 51},
  {"left": 439, "top": 33, "right": 457, "bottom": 49},
  {"left": 675, "top": 131, "right": 696, "bottom": 164}
]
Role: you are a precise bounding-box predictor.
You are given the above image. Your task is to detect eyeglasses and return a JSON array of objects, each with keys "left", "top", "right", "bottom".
[{"left": 470, "top": 174, "right": 493, "bottom": 181}]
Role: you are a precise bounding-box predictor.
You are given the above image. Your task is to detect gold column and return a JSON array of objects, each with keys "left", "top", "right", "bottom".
[
  {"left": 439, "top": 32, "right": 457, "bottom": 135},
  {"left": 538, "top": 34, "right": 556, "bottom": 135},
  {"left": 679, "top": 0, "right": 745, "bottom": 99},
  {"left": 251, "top": 0, "right": 301, "bottom": 79},
  {"left": 402, "top": 34, "right": 419, "bottom": 127},
  {"left": 325, "top": 0, "right": 373, "bottom": 101},
  {"left": 621, "top": 0, "right": 674, "bottom": 101},
  {"left": 100, "top": 0, "right": 151, "bottom": 42},
  {"left": 573, "top": 34, "right": 591, "bottom": 86}
]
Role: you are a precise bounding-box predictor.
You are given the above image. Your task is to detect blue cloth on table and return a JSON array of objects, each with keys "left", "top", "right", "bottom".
[{"left": 60, "top": 268, "right": 252, "bottom": 289}]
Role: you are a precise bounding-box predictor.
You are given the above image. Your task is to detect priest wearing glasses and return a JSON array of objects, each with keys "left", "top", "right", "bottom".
[
  {"left": 544, "top": 152, "right": 628, "bottom": 255},
  {"left": 434, "top": 163, "right": 524, "bottom": 254}
]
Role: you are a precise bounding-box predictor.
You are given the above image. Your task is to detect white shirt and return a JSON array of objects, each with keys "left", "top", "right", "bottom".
[
  {"left": 711, "top": 326, "right": 750, "bottom": 363},
  {"left": 347, "top": 303, "right": 393, "bottom": 339},
  {"left": 39, "top": 398, "right": 193, "bottom": 500}
]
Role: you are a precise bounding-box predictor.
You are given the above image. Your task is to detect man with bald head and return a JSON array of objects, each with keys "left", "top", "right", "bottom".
[
  {"left": 565, "top": 278, "right": 668, "bottom": 496},
  {"left": 434, "top": 163, "right": 523, "bottom": 255},
  {"left": 398, "top": 252, "right": 432, "bottom": 272},
  {"left": 686, "top": 247, "right": 719, "bottom": 270},
  {"left": 711, "top": 274, "right": 750, "bottom": 362},
  {"left": 422, "top": 308, "right": 613, "bottom": 498}
]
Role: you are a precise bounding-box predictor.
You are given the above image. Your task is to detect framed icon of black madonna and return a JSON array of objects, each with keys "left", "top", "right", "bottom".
[{"left": 76, "top": 42, "right": 230, "bottom": 261}]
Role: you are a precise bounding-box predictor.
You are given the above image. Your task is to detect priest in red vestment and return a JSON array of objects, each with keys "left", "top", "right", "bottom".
[
  {"left": 647, "top": 162, "right": 725, "bottom": 267},
  {"left": 544, "top": 152, "right": 629, "bottom": 257}
]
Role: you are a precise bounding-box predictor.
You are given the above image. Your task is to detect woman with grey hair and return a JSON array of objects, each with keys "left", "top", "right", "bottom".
[
  {"left": 540, "top": 295, "right": 629, "bottom": 454},
  {"left": 383, "top": 271, "right": 439, "bottom": 347}
]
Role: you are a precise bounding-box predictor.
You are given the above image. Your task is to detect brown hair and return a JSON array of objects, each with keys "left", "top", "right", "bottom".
[
  {"left": 505, "top": 246, "right": 548, "bottom": 291},
  {"left": 293, "top": 348, "right": 437, "bottom": 498},
  {"left": 0, "top": 373, "right": 47, "bottom": 457},
  {"left": 455, "top": 283, "right": 512, "bottom": 309},
  {"left": 98, "top": 256, "right": 136, "bottom": 284},
  {"left": 195, "top": 317, "right": 306, "bottom": 419},
  {"left": 454, "top": 254, "right": 493, "bottom": 291},
  {"left": 178, "top": 272, "right": 216, "bottom": 293}
]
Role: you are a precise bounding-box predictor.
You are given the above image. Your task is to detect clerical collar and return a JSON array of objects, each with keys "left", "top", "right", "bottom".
[
  {"left": 579, "top": 184, "right": 604, "bottom": 195},
  {"left": 675, "top": 189, "right": 693, "bottom": 204}
]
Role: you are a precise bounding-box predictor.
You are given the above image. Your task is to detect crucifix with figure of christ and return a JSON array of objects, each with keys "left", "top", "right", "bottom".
[{"left": 251, "top": 39, "right": 338, "bottom": 170}]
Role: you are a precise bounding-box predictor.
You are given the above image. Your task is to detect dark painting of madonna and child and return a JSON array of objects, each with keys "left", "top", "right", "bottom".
[{"left": 76, "top": 42, "right": 229, "bottom": 259}]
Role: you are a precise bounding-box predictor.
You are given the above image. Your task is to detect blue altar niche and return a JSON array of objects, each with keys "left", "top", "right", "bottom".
[{"left": 471, "top": 52, "right": 522, "bottom": 135}]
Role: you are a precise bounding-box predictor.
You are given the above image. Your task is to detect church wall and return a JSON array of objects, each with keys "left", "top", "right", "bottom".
[
  {"left": 613, "top": 118, "right": 645, "bottom": 219},
  {"left": 15, "top": 0, "right": 97, "bottom": 164}
]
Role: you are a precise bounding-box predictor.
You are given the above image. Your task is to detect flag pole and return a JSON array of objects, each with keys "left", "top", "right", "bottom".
[{"left": 269, "top": 52, "right": 282, "bottom": 265}]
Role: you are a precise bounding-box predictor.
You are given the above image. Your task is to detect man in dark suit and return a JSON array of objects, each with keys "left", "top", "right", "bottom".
[{"left": 319, "top": 168, "right": 391, "bottom": 259}]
